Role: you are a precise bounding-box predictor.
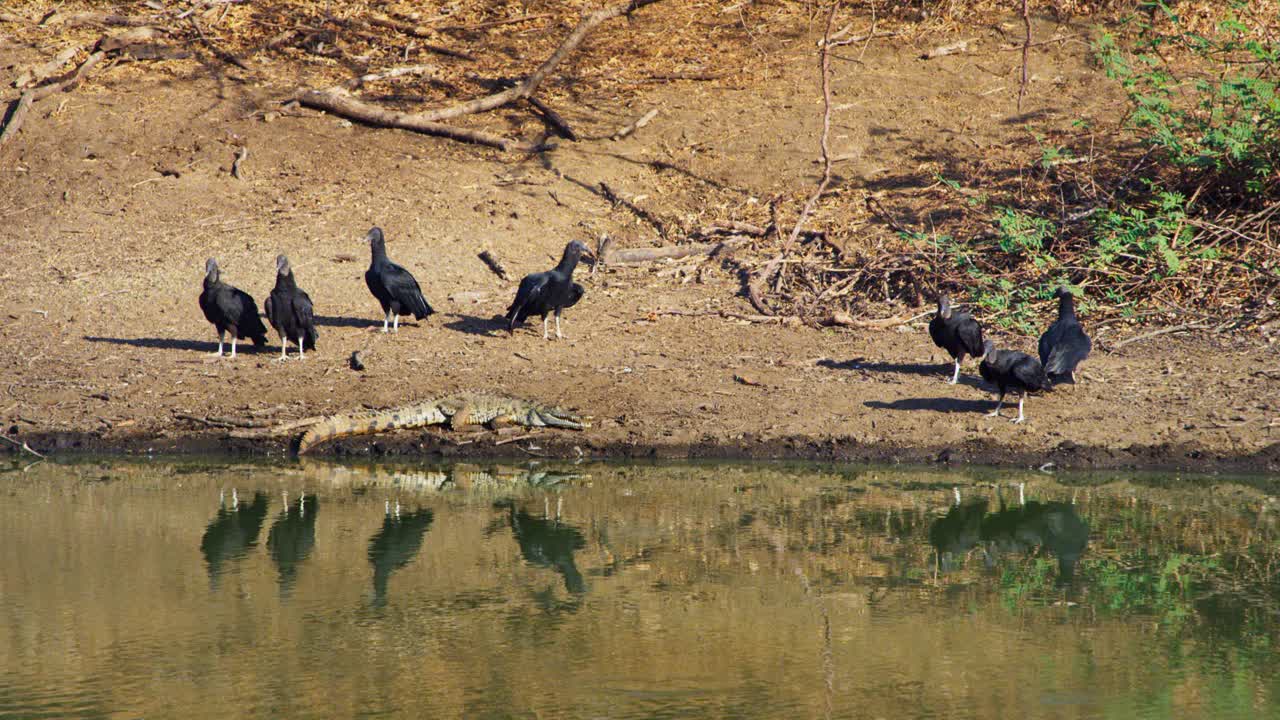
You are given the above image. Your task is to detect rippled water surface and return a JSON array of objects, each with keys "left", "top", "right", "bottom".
[{"left": 2, "top": 459, "right": 1279, "bottom": 719}]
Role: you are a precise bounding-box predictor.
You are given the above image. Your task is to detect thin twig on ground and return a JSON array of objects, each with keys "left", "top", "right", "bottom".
[
  {"left": 1017, "top": 0, "right": 1031, "bottom": 111},
  {"left": 748, "top": 1, "right": 839, "bottom": 315}
]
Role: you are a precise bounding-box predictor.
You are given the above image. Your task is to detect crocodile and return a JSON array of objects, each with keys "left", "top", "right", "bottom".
[{"left": 297, "top": 391, "right": 590, "bottom": 455}]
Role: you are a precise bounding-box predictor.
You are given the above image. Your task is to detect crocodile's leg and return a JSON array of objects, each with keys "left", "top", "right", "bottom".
[
  {"left": 447, "top": 402, "right": 475, "bottom": 429},
  {"left": 986, "top": 391, "right": 1005, "bottom": 418}
]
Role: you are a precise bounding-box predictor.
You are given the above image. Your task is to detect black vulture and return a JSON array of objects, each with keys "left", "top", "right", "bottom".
[
  {"left": 978, "top": 339, "right": 1050, "bottom": 424},
  {"left": 928, "top": 495, "right": 990, "bottom": 572},
  {"left": 367, "top": 505, "right": 434, "bottom": 607},
  {"left": 198, "top": 258, "right": 268, "bottom": 358},
  {"left": 263, "top": 254, "right": 318, "bottom": 360},
  {"left": 267, "top": 493, "right": 318, "bottom": 598},
  {"left": 504, "top": 501, "right": 587, "bottom": 595},
  {"left": 1038, "top": 287, "right": 1092, "bottom": 384},
  {"left": 505, "top": 240, "right": 590, "bottom": 340},
  {"left": 981, "top": 491, "right": 1088, "bottom": 585},
  {"left": 363, "top": 227, "right": 434, "bottom": 333},
  {"left": 200, "top": 490, "right": 270, "bottom": 590},
  {"left": 928, "top": 294, "right": 984, "bottom": 384}
]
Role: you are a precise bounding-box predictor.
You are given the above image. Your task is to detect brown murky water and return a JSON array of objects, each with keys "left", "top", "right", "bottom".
[{"left": 2, "top": 459, "right": 1278, "bottom": 719}]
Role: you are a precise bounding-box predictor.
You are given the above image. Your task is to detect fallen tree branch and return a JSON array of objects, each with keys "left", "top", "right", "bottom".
[
  {"left": 2, "top": 49, "right": 107, "bottom": 149},
  {"left": 295, "top": 88, "right": 540, "bottom": 151},
  {"left": 437, "top": 13, "right": 553, "bottom": 33},
  {"left": 612, "top": 108, "right": 658, "bottom": 140},
  {"left": 13, "top": 46, "right": 80, "bottom": 88},
  {"left": 45, "top": 11, "right": 157, "bottom": 27},
  {"left": 604, "top": 237, "right": 750, "bottom": 265},
  {"left": 0, "top": 433, "right": 45, "bottom": 458},
  {"left": 1108, "top": 322, "right": 1213, "bottom": 351},
  {"left": 525, "top": 95, "right": 577, "bottom": 140},
  {"left": 1017, "top": 0, "right": 1031, "bottom": 111},
  {"left": 297, "top": 0, "right": 666, "bottom": 152},
  {"left": 478, "top": 249, "right": 510, "bottom": 280},
  {"left": 921, "top": 39, "right": 969, "bottom": 59},
  {"left": 400, "top": 0, "right": 666, "bottom": 124},
  {"left": 356, "top": 16, "right": 476, "bottom": 60},
  {"left": 341, "top": 64, "right": 436, "bottom": 90}
]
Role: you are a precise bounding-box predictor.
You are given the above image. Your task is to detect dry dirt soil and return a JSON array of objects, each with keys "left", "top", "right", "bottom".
[{"left": 1, "top": 4, "right": 1277, "bottom": 471}]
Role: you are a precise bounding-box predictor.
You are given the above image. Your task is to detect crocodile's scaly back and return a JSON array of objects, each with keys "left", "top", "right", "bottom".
[
  {"left": 298, "top": 402, "right": 449, "bottom": 454},
  {"left": 296, "top": 391, "right": 588, "bottom": 455}
]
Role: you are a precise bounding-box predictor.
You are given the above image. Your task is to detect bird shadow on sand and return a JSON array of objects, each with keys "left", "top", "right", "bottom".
[
  {"left": 864, "top": 398, "right": 994, "bottom": 414},
  {"left": 84, "top": 336, "right": 256, "bottom": 353},
  {"left": 819, "top": 358, "right": 985, "bottom": 389},
  {"left": 314, "top": 315, "right": 382, "bottom": 329},
  {"left": 443, "top": 313, "right": 509, "bottom": 338}
]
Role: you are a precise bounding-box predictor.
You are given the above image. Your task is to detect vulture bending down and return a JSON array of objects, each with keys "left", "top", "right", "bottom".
[
  {"left": 928, "top": 294, "right": 984, "bottom": 384},
  {"left": 978, "top": 339, "right": 1050, "bottom": 424},
  {"left": 505, "top": 240, "right": 590, "bottom": 340},
  {"left": 364, "top": 227, "right": 434, "bottom": 333},
  {"left": 264, "top": 254, "right": 318, "bottom": 360},
  {"left": 199, "top": 258, "right": 267, "bottom": 358},
  {"left": 1038, "top": 287, "right": 1092, "bottom": 384}
]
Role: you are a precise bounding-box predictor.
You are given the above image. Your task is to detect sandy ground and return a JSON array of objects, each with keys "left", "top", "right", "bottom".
[{"left": 1, "top": 8, "right": 1277, "bottom": 471}]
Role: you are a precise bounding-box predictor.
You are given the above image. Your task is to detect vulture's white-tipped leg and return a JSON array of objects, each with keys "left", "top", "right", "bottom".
[
  {"left": 1010, "top": 392, "right": 1027, "bottom": 424},
  {"left": 986, "top": 392, "right": 1005, "bottom": 418},
  {"left": 952, "top": 487, "right": 961, "bottom": 506},
  {"left": 393, "top": 313, "right": 400, "bottom": 332},
  {"left": 212, "top": 330, "right": 226, "bottom": 357},
  {"left": 277, "top": 335, "right": 289, "bottom": 361},
  {"left": 297, "top": 334, "right": 305, "bottom": 360},
  {"left": 554, "top": 313, "right": 564, "bottom": 340},
  {"left": 230, "top": 335, "right": 238, "bottom": 359},
  {"left": 542, "top": 315, "right": 550, "bottom": 340},
  {"left": 382, "top": 310, "right": 391, "bottom": 333},
  {"left": 948, "top": 358, "right": 961, "bottom": 385}
]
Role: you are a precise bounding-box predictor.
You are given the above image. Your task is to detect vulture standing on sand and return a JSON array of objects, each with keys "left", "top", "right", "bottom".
[
  {"left": 978, "top": 339, "right": 1050, "bottom": 424},
  {"left": 198, "top": 258, "right": 268, "bottom": 358},
  {"left": 364, "top": 227, "right": 434, "bottom": 333},
  {"left": 264, "top": 254, "right": 318, "bottom": 360},
  {"left": 1038, "top": 286, "right": 1092, "bottom": 384},
  {"left": 505, "top": 240, "right": 589, "bottom": 340},
  {"left": 928, "top": 294, "right": 984, "bottom": 384}
]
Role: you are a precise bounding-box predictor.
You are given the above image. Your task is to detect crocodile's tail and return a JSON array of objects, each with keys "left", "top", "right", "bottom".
[{"left": 298, "top": 411, "right": 415, "bottom": 455}]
